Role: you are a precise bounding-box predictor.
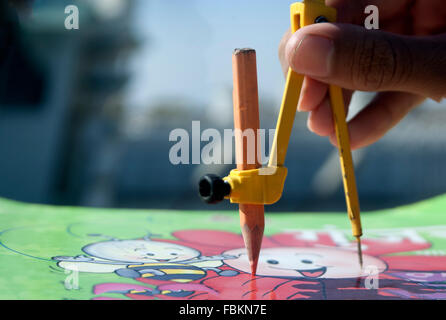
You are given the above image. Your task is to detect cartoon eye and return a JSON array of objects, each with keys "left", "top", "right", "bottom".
[
  {"left": 170, "top": 253, "right": 178, "bottom": 256},
  {"left": 267, "top": 259, "right": 279, "bottom": 265},
  {"left": 145, "top": 253, "right": 155, "bottom": 256},
  {"left": 301, "top": 259, "right": 312, "bottom": 264}
]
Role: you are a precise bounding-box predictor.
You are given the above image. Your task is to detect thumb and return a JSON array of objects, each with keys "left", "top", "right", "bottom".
[{"left": 285, "top": 23, "right": 446, "bottom": 101}]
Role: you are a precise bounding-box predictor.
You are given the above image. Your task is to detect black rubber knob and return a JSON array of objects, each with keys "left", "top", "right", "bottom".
[
  {"left": 199, "top": 174, "right": 231, "bottom": 204},
  {"left": 314, "top": 15, "right": 329, "bottom": 23}
]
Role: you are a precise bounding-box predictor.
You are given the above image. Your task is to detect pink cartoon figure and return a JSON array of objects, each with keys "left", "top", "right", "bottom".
[{"left": 92, "top": 229, "right": 446, "bottom": 300}]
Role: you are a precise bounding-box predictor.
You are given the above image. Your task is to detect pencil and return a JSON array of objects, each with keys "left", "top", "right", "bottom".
[{"left": 232, "top": 48, "right": 264, "bottom": 275}]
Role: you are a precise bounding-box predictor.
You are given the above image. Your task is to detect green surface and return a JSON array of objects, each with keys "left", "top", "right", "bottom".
[{"left": 1, "top": 195, "right": 446, "bottom": 299}]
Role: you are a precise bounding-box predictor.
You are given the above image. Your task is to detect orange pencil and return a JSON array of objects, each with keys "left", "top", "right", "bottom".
[{"left": 232, "top": 48, "right": 264, "bottom": 275}]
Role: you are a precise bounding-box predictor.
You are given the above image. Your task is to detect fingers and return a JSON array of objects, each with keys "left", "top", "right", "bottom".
[
  {"left": 326, "top": 0, "right": 410, "bottom": 24},
  {"left": 278, "top": 29, "right": 292, "bottom": 77},
  {"left": 328, "top": 92, "right": 425, "bottom": 149},
  {"left": 306, "top": 88, "right": 352, "bottom": 136},
  {"left": 285, "top": 23, "right": 446, "bottom": 100},
  {"left": 307, "top": 96, "right": 334, "bottom": 136},
  {"left": 279, "top": 31, "right": 343, "bottom": 113},
  {"left": 298, "top": 77, "right": 328, "bottom": 112},
  {"left": 412, "top": 0, "right": 446, "bottom": 35}
]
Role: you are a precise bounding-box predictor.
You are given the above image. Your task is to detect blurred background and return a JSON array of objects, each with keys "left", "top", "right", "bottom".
[{"left": 1, "top": 0, "right": 446, "bottom": 212}]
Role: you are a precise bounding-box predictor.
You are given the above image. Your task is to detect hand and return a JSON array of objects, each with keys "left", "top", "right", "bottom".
[{"left": 278, "top": 0, "right": 446, "bottom": 149}]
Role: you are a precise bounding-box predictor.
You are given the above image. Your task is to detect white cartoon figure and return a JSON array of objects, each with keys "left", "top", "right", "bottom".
[{"left": 53, "top": 234, "right": 238, "bottom": 282}]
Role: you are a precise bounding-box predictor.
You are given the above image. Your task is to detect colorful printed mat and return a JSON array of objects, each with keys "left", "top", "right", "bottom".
[{"left": 1, "top": 195, "right": 446, "bottom": 300}]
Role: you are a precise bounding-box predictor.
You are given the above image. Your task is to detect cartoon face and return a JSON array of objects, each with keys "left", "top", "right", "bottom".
[
  {"left": 82, "top": 240, "right": 200, "bottom": 263},
  {"left": 223, "top": 247, "right": 387, "bottom": 279}
]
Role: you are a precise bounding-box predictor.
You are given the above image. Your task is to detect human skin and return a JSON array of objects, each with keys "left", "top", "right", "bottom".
[{"left": 278, "top": 0, "right": 446, "bottom": 149}]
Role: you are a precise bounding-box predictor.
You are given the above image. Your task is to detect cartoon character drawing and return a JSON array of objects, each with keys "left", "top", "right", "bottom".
[
  {"left": 52, "top": 234, "right": 238, "bottom": 298},
  {"left": 88, "top": 229, "right": 446, "bottom": 300},
  {"left": 223, "top": 247, "right": 386, "bottom": 279},
  {"left": 53, "top": 229, "right": 446, "bottom": 300}
]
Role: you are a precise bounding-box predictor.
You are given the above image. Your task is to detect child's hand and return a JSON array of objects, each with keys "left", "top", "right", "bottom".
[{"left": 278, "top": 0, "right": 446, "bottom": 149}]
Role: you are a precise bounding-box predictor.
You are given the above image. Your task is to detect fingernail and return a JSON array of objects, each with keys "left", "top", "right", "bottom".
[
  {"left": 288, "top": 34, "right": 334, "bottom": 78},
  {"left": 306, "top": 113, "right": 314, "bottom": 133},
  {"left": 297, "top": 92, "right": 307, "bottom": 112},
  {"left": 297, "top": 95, "right": 304, "bottom": 112}
]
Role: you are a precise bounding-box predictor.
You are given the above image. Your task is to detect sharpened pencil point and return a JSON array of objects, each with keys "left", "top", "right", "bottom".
[
  {"left": 250, "top": 259, "right": 258, "bottom": 275},
  {"left": 241, "top": 219, "right": 264, "bottom": 276},
  {"left": 356, "top": 236, "right": 363, "bottom": 268}
]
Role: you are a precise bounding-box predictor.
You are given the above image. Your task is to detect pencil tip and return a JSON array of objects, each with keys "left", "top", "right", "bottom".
[
  {"left": 250, "top": 259, "right": 258, "bottom": 275},
  {"left": 241, "top": 223, "right": 263, "bottom": 277}
]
